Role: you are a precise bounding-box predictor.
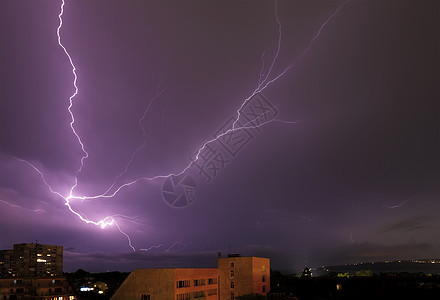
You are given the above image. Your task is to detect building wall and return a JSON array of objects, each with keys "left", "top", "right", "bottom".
[
  {"left": 0, "top": 276, "right": 75, "bottom": 300},
  {"left": 0, "top": 250, "right": 13, "bottom": 277},
  {"left": 111, "top": 269, "right": 176, "bottom": 300},
  {"left": 111, "top": 268, "right": 219, "bottom": 300},
  {"left": 111, "top": 257, "right": 269, "bottom": 300},
  {"left": 251, "top": 257, "right": 270, "bottom": 295},
  {"left": 175, "top": 268, "right": 219, "bottom": 300},
  {"left": 218, "top": 256, "right": 270, "bottom": 299}
]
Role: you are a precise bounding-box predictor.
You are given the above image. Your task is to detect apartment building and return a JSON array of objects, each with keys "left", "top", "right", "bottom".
[
  {"left": 0, "top": 243, "right": 63, "bottom": 278},
  {"left": 111, "top": 254, "right": 270, "bottom": 300}
]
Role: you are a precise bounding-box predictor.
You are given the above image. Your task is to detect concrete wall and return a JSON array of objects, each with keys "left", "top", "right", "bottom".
[
  {"left": 111, "top": 269, "right": 175, "bottom": 300},
  {"left": 218, "top": 256, "right": 270, "bottom": 299},
  {"left": 111, "top": 257, "right": 269, "bottom": 300},
  {"left": 175, "top": 268, "right": 219, "bottom": 299},
  {"left": 111, "top": 268, "right": 219, "bottom": 300}
]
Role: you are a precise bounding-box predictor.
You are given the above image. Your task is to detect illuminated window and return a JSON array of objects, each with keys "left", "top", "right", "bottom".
[
  {"left": 262, "top": 265, "right": 266, "bottom": 272},
  {"left": 37, "top": 254, "right": 42, "bottom": 257}
]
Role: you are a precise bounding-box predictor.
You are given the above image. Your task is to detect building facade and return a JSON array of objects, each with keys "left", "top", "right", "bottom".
[
  {"left": 0, "top": 243, "right": 63, "bottom": 278},
  {"left": 0, "top": 276, "right": 75, "bottom": 300},
  {"left": 0, "top": 250, "right": 14, "bottom": 277},
  {"left": 111, "top": 268, "right": 219, "bottom": 300},
  {"left": 218, "top": 255, "right": 270, "bottom": 299},
  {"left": 111, "top": 255, "right": 270, "bottom": 300}
]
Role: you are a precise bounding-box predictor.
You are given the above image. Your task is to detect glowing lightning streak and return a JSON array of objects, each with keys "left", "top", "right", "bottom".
[
  {"left": 69, "top": 0, "right": 348, "bottom": 201},
  {"left": 140, "top": 242, "right": 201, "bottom": 253},
  {"left": 256, "top": 0, "right": 282, "bottom": 91},
  {"left": 57, "top": 0, "right": 89, "bottom": 197},
  {"left": 16, "top": 0, "right": 349, "bottom": 251},
  {"left": 56, "top": 1, "right": 131, "bottom": 245},
  {"left": 385, "top": 200, "right": 408, "bottom": 209},
  {"left": 0, "top": 199, "right": 45, "bottom": 213},
  {"left": 113, "top": 220, "right": 136, "bottom": 251},
  {"left": 233, "top": 0, "right": 349, "bottom": 130},
  {"left": 71, "top": 117, "right": 300, "bottom": 201},
  {"left": 103, "top": 84, "right": 166, "bottom": 196}
]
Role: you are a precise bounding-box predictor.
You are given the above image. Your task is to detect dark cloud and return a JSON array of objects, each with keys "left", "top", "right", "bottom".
[{"left": 380, "top": 216, "right": 436, "bottom": 234}]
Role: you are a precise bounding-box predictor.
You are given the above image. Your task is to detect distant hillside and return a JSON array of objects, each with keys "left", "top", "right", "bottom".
[{"left": 315, "top": 259, "right": 440, "bottom": 276}]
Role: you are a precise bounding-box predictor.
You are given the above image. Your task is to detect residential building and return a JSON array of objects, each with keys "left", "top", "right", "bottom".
[
  {"left": 0, "top": 243, "right": 63, "bottom": 278},
  {"left": 218, "top": 255, "right": 270, "bottom": 299},
  {"left": 0, "top": 276, "right": 75, "bottom": 300},
  {"left": 111, "top": 255, "right": 270, "bottom": 300},
  {"left": 0, "top": 250, "right": 14, "bottom": 277},
  {"left": 111, "top": 268, "right": 219, "bottom": 300}
]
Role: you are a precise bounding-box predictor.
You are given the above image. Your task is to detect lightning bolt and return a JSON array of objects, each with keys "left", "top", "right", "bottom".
[
  {"left": 384, "top": 200, "right": 408, "bottom": 209},
  {"left": 0, "top": 199, "right": 45, "bottom": 213},
  {"left": 103, "top": 83, "right": 166, "bottom": 196},
  {"left": 140, "top": 241, "right": 205, "bottom": 253},
  {"left": 56, "top": 0, "right": 89, "bottom": 197},
  {"left": 348, "top": 231, "right": 354, "bottom": 244},
  {"left": 14, "top": 0, "right": 349, "bottom": 251}
]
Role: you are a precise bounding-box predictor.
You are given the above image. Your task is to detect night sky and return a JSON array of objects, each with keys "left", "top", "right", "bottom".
[{"left": 0, "top": 0, "right": 438, "bottom": 273}]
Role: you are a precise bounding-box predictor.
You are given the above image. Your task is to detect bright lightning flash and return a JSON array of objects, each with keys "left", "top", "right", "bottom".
[{"left": 15, "top": 0, "right": 349, "bottom": 251}]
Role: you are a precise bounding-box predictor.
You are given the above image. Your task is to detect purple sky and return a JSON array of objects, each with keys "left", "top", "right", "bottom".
[{"left": 0, "top": 0, "right": 438, "bottom": 273}]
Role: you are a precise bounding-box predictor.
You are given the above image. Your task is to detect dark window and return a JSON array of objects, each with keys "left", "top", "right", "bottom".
[
  {"left": 263, "top": 285, "right": 266, "bottom": 293},
  {"left": 230, "top": 281, "right": 234, "bottom": 289},
  {"left": 193, "top": 279, "right": 205, "bottom": 286},
  {"left": 230, "top": 262, "right": 234, "bottom": 268},
  {"left": 191, "top": 291, "right": 205, "bottom": 298},
  {"left": 230, "top": 270, "right": 234, "bottom": 279},
  {"left": 176, "top": 280, "right": 190, "bottom": 288},
  {"left": 262, "top": 275, "right": 266, "bottom": 282},
  {"left": 176, "top": 293, "right": 190, "bottom": 300},
  {"left": 208, "top": 278, "right": 217, "bottom": 285},
  {"left": 231, "top": 293, "right": 234, "bottom": 300},
  {"left": 141, "top": 295, "right": 150, "bottom": 300}
]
